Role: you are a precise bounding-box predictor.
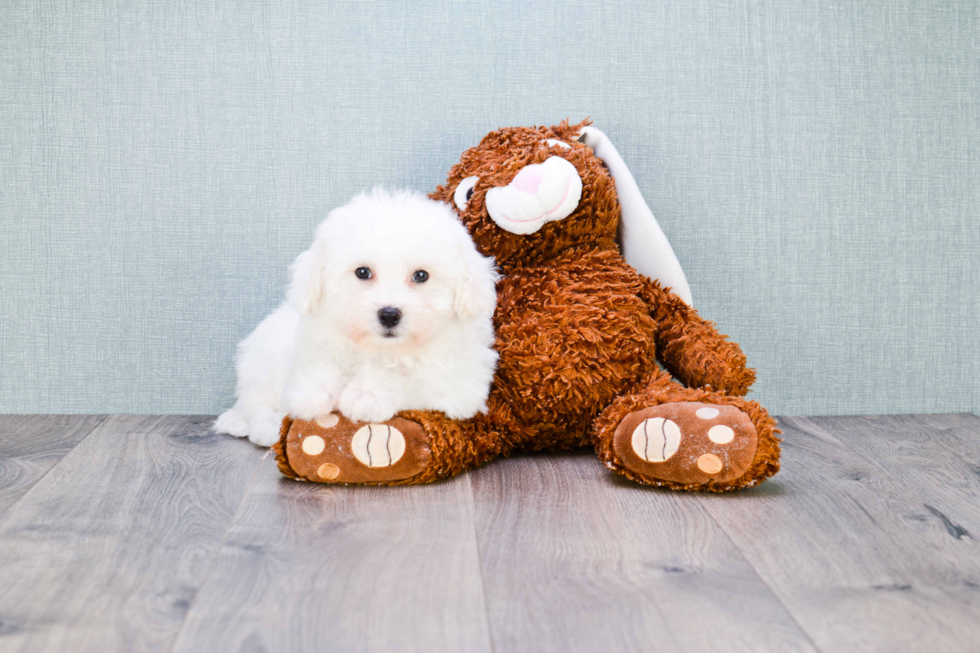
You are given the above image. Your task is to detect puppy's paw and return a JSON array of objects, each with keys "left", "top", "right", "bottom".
[
  {"left": 247, "top": 407, "right": 286, "bottom": 447},
  {"left": 338, "top": 385, "right": 398, "bottom": 424},
  {"left": 213, "top": 408, "right": 249, "bottom": 437},
  {"left": 283, "top": 379, "right": 337, "bottom": 421},
  {"left": 248, "top": 428, "right": 281, "bottom": 447}
]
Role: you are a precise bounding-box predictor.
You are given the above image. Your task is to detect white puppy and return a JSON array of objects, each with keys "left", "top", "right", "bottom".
[{"left": 214, "top": 188, "right": 499, "bottom": 446}]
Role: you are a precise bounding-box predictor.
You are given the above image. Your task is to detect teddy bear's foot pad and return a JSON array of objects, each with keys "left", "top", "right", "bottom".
[
  {"left": 282, "top": 413, "right": 431, "bottom": 484},
  {"left": 612, "top": 402, "right": 757, "bottom": 485}
]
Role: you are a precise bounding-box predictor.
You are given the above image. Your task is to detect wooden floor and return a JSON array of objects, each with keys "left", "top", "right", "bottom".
[{"left": 0, "top": 414, "right": 978, "bottom": 652}]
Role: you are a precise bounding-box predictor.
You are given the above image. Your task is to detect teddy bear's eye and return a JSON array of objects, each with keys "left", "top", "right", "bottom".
[
  {"left": 453, "top": 176, "right": 479, "bottom": 210},
  {"left": 355, "top": 267, "right": 372, "bottom": 280}
]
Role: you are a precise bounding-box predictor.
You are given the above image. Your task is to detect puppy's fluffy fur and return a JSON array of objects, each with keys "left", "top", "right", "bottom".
[{"left": 215, "top": 189, "right": 499, "bottom": 446}]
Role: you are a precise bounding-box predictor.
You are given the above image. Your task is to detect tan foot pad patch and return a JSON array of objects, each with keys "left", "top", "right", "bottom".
[
  {"left": 613, "top": 402, "right": 758, "bottom": 485},
  {"left": 284, "top": 413, "right": 431, "bottom": 484}
]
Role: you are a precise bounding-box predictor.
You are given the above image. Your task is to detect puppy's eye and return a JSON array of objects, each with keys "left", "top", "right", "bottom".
[
  {"left": 355, "top": 267, "right": 372, "bottom": 280},
  {"left": 412, "top": 270, "right": 429, "bottom": 283},
  {"left": 453, "top": 176, "right": 479, "bottom": 210}
]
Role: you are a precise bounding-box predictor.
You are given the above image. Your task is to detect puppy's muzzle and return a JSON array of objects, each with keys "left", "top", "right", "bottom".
[{"left": 377, "top": 307, "right": 402, "bottom": 334}]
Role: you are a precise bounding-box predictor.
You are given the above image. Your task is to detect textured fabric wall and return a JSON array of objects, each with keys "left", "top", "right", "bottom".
[{"left": 1, "top": 0, "right": 977, "bottom": 416}]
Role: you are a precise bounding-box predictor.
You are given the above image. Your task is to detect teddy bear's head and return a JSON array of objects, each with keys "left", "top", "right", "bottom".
[
  {"left": 429, "top": 120, "right": 693, "bottom": 305},
  {"left": 430, "top": 119, "right": 619, "bottom": 271},
  {"left": 432, "top": 119, "right": 694, "bottom": 305}
]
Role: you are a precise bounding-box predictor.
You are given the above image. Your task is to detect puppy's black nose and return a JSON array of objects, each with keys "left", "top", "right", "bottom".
[{"left": 378, "top": 307, "right": 402, "bottom": 328}]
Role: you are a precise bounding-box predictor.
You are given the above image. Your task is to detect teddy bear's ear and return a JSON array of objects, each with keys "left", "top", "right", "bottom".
[{"left": 577, "top": 126, "right": 694, "bottom": 307}]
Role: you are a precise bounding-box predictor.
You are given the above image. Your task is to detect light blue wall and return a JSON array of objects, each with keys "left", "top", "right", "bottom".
[{"left": 1, "top": 0, "right": 977, "bottom": 416}]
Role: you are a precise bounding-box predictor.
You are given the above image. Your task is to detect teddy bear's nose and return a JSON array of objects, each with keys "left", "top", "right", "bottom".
[
  {"left": 511, "top": 166, "right": 544, "bottom": 195},
  {"left": 484, "top": 156, "right": 583, "bottom": 235}
]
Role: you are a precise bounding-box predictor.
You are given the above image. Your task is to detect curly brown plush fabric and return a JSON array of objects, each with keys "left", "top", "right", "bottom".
[{"left": 276, "top": 119, "right": 780, "bottom": 491}]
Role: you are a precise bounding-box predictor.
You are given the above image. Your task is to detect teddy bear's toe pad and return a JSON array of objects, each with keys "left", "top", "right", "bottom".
[
  {"left": 613, "top": 402, "right": 757, "bottom": 485},
  {"left": 284, "top": 413, "right": 431, "bottom": 484}
]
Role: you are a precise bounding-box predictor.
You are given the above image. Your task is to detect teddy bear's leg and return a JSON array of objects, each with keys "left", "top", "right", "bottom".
[
  {"left": 271, "top": 398, "right": 515, "bottom": 485},
  {"left": 592, "top": 369, "right": 780, "bottom": 491}
]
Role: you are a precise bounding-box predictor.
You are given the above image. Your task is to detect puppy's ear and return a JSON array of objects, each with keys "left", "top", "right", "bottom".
[
  {"left": 286, "top": 235, "right": 327, "bottom": 315},
  {"left": 454, "top": 242, "right": 499, "bottom": 322}
]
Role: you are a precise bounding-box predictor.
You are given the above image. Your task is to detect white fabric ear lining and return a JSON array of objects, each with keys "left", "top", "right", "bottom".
[{"left": 577, "top": 126, "right": 693, "bottom": 306}]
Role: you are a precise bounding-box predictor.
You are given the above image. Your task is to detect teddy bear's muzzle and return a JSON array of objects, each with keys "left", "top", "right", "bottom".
[{"left": 484, "top": 156, "right": 583, "bottom": 235}]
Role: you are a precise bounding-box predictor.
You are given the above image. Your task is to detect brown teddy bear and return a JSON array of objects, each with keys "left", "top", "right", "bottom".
[{"left": 273, "top": 119, "right": 780, "bottom": 491}]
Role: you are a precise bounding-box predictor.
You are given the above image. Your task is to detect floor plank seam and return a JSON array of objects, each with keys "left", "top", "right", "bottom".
[
  {"left": 166, "top": 449, "right": 271, "bottom": 653},
  {"left": 466, "top": 473, "right": 498, "bottom": 653},
  {"left": 699, "top": 457, "right": 828, "bottom": 653},
  {"left": 709, "top": 520, "right": 826, "bottom": 652},
  {"left": 611, "top": 499, "right": 724, "bottom": 653},
  {"left": 0, "top": 414, "right": 109, "bottom": 521}
]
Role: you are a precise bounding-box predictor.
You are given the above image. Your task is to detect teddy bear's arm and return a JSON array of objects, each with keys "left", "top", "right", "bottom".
[{"left": 639, "top": 278, "right": 756, "bottom": 396}]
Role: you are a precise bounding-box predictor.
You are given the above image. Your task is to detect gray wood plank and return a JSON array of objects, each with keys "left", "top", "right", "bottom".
[
  {"left": 0, "top": 415, "right": 266, "bottom": 653},
  {"left": 701, "top": 415, "right": 980, "bottom": 653},
  {"left": 797, "top": 414, "right": 980, "bottom": 533},
  {"left": 170, "top": 457, "right": 493, "bottom": 653},
  {"left": 470, "top": 451, "right": 819, "bottom": 653},
  {"left": 913, "top": 413, "right": 980, "bottom": 430},
  {"left": 0, "top": 415, "right": 106, "bottom": 515}
]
